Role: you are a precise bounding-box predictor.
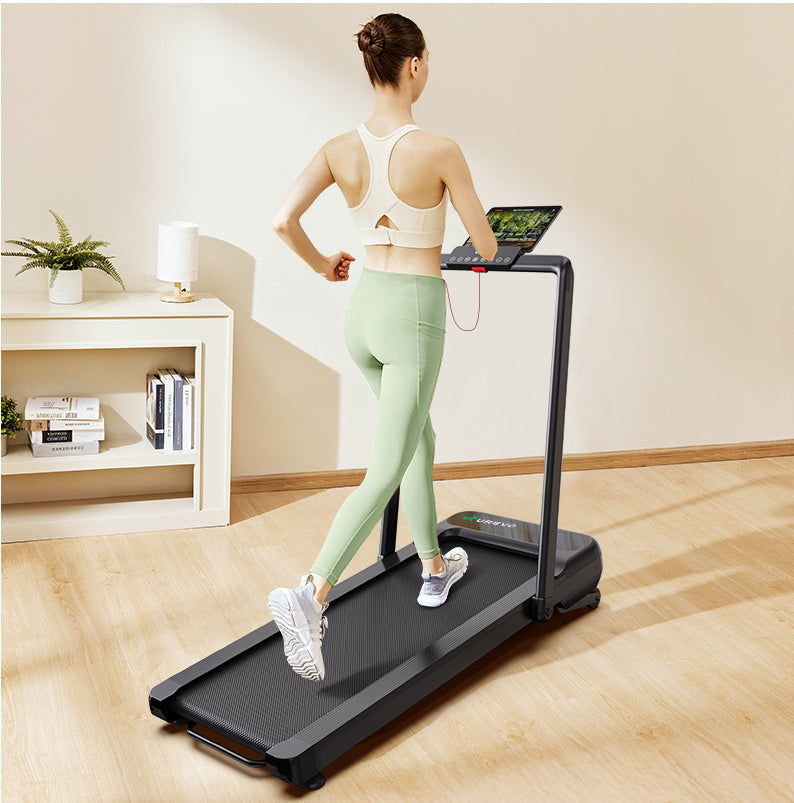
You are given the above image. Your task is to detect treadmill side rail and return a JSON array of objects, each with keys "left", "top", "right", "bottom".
[{"left": 267, "top": 589, "right": 535, "bottom": 787}]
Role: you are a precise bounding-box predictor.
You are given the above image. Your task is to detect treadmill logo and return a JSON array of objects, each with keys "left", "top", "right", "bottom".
[{"left": 462, "top": 515, "right": 517, "bottom": 528}]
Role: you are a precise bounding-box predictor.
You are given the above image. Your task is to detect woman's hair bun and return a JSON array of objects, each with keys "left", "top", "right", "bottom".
[
  {"left": 357, "top": 21, "right": 385, "bottom": 56},
  {"left": 355, "top": 14, "right": 425, "bottom": 89}
]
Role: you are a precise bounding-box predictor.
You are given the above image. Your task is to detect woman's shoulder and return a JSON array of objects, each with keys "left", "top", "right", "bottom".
[
  {"left": 320, "top": 131, "right": 362, "bottom": 174},
  {"left": 402, "top": 128, "right": 459, "bottom": 158},
  {"left": 323, "top": 129, "right": 360, "bottom": 152}
]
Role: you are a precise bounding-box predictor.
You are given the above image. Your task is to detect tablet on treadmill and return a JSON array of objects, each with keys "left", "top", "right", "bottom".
[{"left": 464, "top": 206, "right": 562, "bottom": 252}]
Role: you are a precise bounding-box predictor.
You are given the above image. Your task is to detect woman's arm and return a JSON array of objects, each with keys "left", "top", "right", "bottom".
[
  {"left": 273, "top": 148, "right": 353, "bottom": 281},
  {"left": 438, "top": 139, "right": 498, "bottom": 260}
]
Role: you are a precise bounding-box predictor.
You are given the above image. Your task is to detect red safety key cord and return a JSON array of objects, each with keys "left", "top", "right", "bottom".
[{"left": 443, "top": 267, "right": 484, "bottom": 332}]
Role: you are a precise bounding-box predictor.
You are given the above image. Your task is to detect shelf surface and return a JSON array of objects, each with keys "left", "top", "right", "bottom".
[
  {"left": 1, "top": 292, "right": 232, "bottom": 320},
  {"left": 1, "top": 435, "right": 197, "bottom": 475},
  {"left": 1, "top": 492, "right": 193, "bottom": 522},
  {"left": 0, "top": 493, "right": 211, "bottom": 542}
]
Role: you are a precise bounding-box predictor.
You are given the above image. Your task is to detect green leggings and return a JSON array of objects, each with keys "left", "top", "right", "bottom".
[{"left": 311, "top": 266, "right": 447, "bottom": 586}]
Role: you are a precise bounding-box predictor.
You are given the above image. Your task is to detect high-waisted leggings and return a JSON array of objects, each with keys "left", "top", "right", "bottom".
[{"left": 311, "top": 266, "right": 447, "bottom": 586}]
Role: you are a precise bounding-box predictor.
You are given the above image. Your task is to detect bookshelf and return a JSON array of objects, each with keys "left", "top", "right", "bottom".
[{"left": 1, "top": 292, "right": 233, "bottom": 542}]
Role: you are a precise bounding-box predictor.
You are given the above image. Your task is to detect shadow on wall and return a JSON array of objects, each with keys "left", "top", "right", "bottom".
[{"left": 193, "top": 236, "right": 340, "bottom": 478}]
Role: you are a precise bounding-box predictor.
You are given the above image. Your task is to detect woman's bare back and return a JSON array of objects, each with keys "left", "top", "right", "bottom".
[{"left": 323, "top": 126, "right": 448, "bottom": 277}]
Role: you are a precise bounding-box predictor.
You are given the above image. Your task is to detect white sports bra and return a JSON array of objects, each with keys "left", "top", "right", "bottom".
[{"left": 349, "top": 123, "right": 448, "bottom": 249}]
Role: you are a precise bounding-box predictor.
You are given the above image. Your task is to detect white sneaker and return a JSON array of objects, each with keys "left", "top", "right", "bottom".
[
  {"left": 417, "top": 548, "right": 469, "bottom": 607},
  {"left": 267, "top": 574, "right": 329, "bottom": 681}
]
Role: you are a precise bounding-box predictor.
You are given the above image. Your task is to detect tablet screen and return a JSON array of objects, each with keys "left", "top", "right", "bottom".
[{"left": 465, "top": 206, "right": 562, "bottom": 252}]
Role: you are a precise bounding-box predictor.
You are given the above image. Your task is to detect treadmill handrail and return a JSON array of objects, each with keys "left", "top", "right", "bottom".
[{"left": 378, "top": 254, "right": 573, "bottom": 620}]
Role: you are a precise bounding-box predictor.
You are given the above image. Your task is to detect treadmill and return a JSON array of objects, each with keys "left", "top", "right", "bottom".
[{"left": 150, "top": 221, "right": 603, "bottom": 790}]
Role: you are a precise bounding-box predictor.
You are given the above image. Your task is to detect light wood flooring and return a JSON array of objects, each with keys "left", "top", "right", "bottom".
[{"left": 2, "top": 456, "right": 793, "bottom": 802}]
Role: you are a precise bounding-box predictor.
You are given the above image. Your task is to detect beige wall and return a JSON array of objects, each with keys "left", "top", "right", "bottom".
[{"left": 2, "top": 3, "right": 793, "bottom": 479}]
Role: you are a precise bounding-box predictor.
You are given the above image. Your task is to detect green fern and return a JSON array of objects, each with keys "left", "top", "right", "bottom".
[
  {"left": 14, "top": 258, "right": 54, "bottom": 275},
  {"left": 75, "top": 236, "right": 110, "bottom": 251},
  {"left": 51, "top": 209, "right": 72, "bottom": 248},
  {"left": 1, "top": 250, "right": 38, "bottom": 259},
  {"left": 4, "top": 239, "right": 47, "bottom": 254},
  {"left": 1, "top": 210, "right": 125, "bottom": 291}
]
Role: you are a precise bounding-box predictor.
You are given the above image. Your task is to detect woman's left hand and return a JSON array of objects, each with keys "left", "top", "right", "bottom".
[{"left": 319, "top": 251, "right": 355, "bottom": 282}]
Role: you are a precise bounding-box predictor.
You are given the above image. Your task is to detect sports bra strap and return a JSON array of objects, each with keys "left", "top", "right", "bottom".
[{"left": 350, "top": 123, "right": 448, "bottom": 250}]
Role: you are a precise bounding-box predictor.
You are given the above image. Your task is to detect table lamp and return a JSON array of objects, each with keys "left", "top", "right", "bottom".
[{"left": 157, "top": 221, "right": 198, "bottom": 302}]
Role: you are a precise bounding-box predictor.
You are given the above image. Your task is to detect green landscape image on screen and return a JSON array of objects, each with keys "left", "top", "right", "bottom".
[{"left": 489, "top": 208, "right": 558, "bottom": 247}]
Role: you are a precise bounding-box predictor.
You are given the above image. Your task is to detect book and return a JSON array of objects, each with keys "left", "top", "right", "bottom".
[
  {"left": 157, "top": 370, "right": 174, "bottom": 450},
  {"left": 29, "top": 428, "right": 104, "bottom": 444},
  {"left": 29, "top": 410, "right": 105, "bottom": 432},
  {"left": 146, "top": 374, "right": 165, "bottom": 450},
  {"left": 169, "top": 369, "right": 184, "bottom": 450},
  {"left": 183, "top": 375, "right": 194, "bottom": 450},
  {"left": 25, "top": 397, "right": 100, "bottom": 420},
  {"left": 30, "top": 440, "right": 100, "bottom": 457}
]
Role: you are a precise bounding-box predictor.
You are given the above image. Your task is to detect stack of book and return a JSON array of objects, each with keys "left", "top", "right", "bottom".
[
  {"left": 146, "top": 369, "right": 196, "bottom": 450},
  {"left": 25, "top": 397, "right": 105, "bottom": 457}
]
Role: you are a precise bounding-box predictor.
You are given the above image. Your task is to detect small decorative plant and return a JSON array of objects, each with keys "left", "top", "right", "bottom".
[
  {"left": 1, "top": 209, "right": 125, "bottom": 289},
  {"left": 1, "top": 395, "right": 24, "bottom": 440}
]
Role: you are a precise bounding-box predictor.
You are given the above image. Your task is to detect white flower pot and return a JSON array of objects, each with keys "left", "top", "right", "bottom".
[
  {"left": 49, "top": 269, "right": 83, "bottom": 304},
  {"left": 1, "top": 434, "right": 7, "bottom": 457}
]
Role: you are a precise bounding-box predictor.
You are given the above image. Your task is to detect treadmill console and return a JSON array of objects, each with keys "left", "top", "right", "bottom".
[
  {"left": 446, "top": 244, "right": 522, "bottom": 270},
  {"left": 447, "top": 206, "right": 562, "bottom": 271}
]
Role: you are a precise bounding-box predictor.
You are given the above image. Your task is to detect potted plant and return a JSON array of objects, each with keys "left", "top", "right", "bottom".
[
  {"left": 1, "top": 394, "right": 25, "bottom": 457},
  {"left": 1, "top": 209, "right": 125, "bottom": 303}
]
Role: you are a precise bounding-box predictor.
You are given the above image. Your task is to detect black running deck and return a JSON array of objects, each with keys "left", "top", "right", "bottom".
[
  {"left": 151, "top": 522, "right": 601, "bottom": 789},
  {"left": 166, "top": 535, "right": 534, "bottom": 748}
]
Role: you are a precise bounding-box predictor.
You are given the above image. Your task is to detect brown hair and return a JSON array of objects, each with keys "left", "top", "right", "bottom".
[{"left": 356, "top": 14, "right": 426, "bottom": 90}]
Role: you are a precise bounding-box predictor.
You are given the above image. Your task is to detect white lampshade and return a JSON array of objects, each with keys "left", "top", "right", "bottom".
[{"left": 157, "top": 221, "right": 199, "bottom": 283}]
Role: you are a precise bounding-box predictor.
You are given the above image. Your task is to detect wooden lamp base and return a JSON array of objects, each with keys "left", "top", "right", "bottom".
[{"left": 160, "top": 282, "right": 195, "bottom": 303}]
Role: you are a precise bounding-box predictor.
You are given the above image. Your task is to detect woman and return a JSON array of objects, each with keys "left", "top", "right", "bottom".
[{"left": 268, "top": 13, "right": 497, "bottom": 682}]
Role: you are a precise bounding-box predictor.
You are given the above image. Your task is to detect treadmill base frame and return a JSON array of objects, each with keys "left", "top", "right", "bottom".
[{"left": 150, "top": 512, "right": 602, "bottom": 790}]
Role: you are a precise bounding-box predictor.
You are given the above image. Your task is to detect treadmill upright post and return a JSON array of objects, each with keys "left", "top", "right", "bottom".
[
  {"left": 378, "top": 487, "right": 400, "bottom": 561},
  {"left": 440, "top": 254, "right": 575, "bottom": 621},
  {"left": 523, "top": 257, "right": 574, "bottom": 621}
]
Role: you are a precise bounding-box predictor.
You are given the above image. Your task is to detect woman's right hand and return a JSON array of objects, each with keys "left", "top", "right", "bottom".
[{"left": 318, "top": 251, "right": 355, "bottom": 282}]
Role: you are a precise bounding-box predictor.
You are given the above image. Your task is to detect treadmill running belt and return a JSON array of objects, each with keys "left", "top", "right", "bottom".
[{"left": 170, "top": 537, "right": 538, "bottom": 754}]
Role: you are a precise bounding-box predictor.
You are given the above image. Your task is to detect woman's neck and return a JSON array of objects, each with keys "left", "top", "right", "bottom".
[{"left": 368, "top": 86, "right": 414, "bottom": 132}]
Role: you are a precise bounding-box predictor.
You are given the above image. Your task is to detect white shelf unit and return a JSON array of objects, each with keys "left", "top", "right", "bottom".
[{"left": 1, "top": 292, "right": 233, "bottom": 542}]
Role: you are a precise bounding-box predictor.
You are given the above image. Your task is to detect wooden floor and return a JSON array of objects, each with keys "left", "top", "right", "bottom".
[{"left": 2, "top": 456, "right": 793, "bottom": 802}]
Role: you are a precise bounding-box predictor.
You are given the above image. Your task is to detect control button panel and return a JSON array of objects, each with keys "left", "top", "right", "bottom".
[{"left": 445, "top": 244, "right": 522, "bottom": 269}]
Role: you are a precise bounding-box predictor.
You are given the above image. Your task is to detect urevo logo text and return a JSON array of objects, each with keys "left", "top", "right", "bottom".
[{"left": 462, "top": 515, "right": 517, "bottom": 528}]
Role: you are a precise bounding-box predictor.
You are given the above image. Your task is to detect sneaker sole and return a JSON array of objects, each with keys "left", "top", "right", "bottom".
[
  {"left": 417, "top": 558, "right": 468, "bottom": 607},
  {"left": 267, "top": 589, "right": 324, "bottom": 681}
]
